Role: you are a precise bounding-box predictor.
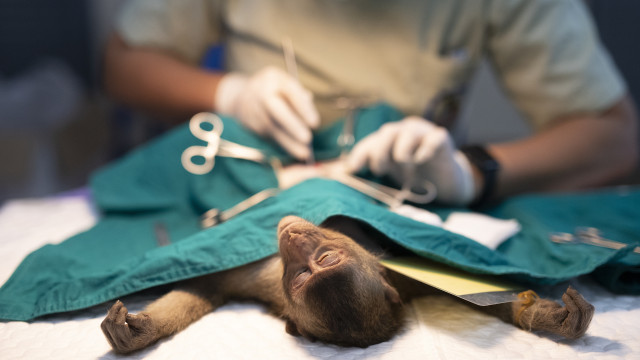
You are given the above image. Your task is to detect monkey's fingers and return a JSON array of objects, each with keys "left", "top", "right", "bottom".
[
  {"left": 114, "top": 302, "right": 128, "bottom": 325},
  {"left": 563, "top": 287, "right": 594, "bottom": 314},
  {"left": 101, "top": 300, "right": 127, "bottom": 334},
  {"left": 104, "top": 300, "right": 124, "bottom": 320},
  {"left": 559, "top": 287, "right": 595, "bottom": 339},
  {"left": 101, "top": 300, "right": 137, "bottom": 352},
  {"left": 125, "top": 313, "right": 153, "bottom": 332}
]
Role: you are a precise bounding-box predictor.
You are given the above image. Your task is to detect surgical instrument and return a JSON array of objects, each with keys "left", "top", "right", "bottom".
[
  {"left": 550, "top": 227, "right": 640, "bottom": 254},
  {"left": 331, "top": 93, "right": 378, "bottom": 157},
  {"left": 282, "top": 37, "right": 315, "bottom": 165},
  {"left": 182, "top": 112, "right": 269, "bottom": 175},
  {"left": 330, "top": 171, "right": 437, "bottom": 208},
  {"left": 201, "top": 188, "right": 279, "bottom": 228},
  {"left": 391, "top": 163, "right": 417, "bottom": 209},
  {"left": 273, "top": 158, "right": 436, "bottom": 208}
]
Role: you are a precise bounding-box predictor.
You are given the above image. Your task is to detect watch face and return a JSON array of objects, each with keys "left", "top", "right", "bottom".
[{"left": 481, "top": 157, "right": 500, "bottom": 172}]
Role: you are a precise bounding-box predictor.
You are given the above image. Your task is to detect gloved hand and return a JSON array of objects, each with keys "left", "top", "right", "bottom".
[
  {"left": 215, "top": 66, "right": 320, "bottom": 160},
  {"left": 346, "top": 116, "right": 476, "bottom": 206}
]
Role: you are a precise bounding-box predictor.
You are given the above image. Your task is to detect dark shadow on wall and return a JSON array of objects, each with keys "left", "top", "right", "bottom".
[
  {"left": 0, "top": 0, "right": 111, "bottom": 203},
  {"left": 587, "top": 0, "right": 640, "bottom": 180},
  {"left": 587, "top": 0, "right": 640, "bottom": 109},
  {"left": 0, "top": 0, "right": 92, "bottom": 88}
]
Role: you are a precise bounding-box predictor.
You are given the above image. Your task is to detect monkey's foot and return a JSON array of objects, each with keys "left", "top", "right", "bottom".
[
  {"left": 514, "top": 286, "right": 594, "bottom": 339},
  {"left": 101, "top": 300, "right": 158, "bottom": 354}
]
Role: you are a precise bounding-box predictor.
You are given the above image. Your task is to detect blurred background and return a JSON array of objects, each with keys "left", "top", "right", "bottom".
[{"left": 0, "top": 0, "right": 638, "bottom": 204}]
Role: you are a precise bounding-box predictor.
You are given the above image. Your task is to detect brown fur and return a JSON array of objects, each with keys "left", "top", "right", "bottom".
[{"left": 101, "top": 216, "right": 594, "bottom": 354}]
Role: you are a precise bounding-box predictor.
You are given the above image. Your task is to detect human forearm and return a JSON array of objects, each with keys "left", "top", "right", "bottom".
[
  {"left": 485, "top": 96, "right": 638, "bottom": 200},
  {"left": 103, "top": 33, "right": 224, "bottom": 122}
]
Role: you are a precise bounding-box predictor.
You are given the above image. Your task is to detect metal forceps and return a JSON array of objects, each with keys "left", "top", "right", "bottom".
[
  {"left": 181, "top": 112, "right": 268, "bottom": 175},
  {"left": 201, "top": 188, "right": 279, "bottom": 228},
  {"left": 330, "top": 171, "right": 437, "bottom": 208},
  {"left": 550, "top": 227, "right": 640, "bottom": 254},
  {"left": 330, "top": 94, "right": 378, "bottom": 157}
]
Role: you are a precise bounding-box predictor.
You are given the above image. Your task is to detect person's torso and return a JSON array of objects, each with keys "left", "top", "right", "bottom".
[{"left": 221, "top": 0, "right": 487, "bottom": 127}]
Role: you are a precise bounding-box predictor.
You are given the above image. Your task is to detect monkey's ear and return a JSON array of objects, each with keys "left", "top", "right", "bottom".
[
  {"left": 378, "top": 265, "right": 402, "bottom": 304},
  {"left": 285, "top": 319, "right": 301, "bottom": 337},
  {"left": 383, "top": 281, "right": 402, "bottom": 304}
]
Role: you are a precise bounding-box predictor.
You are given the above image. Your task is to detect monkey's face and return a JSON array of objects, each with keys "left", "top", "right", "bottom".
[{"left": 277, "top": 215, "right": 404, "bottom": 347}]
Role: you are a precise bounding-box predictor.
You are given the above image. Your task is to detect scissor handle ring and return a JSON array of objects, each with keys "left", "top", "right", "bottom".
[
  {"left": 404, "top": 180, "right": 437, "bottom": 204},
  {"left": 181, "top": 113, "right": 225, "bottom": 175},
  {"left": 181, "top": 145, "right": 216, "bottom": 175},
  {"left": 189, "top": 112, "right": 224, "bottom": 142}
]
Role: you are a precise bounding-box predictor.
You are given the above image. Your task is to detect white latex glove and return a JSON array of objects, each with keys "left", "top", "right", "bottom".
[
  {"left": 215, "top": 66, "right": 320, "bottom": 160},
  {"left": 346, "top": 116, "right": 476, "bottom": 206}
]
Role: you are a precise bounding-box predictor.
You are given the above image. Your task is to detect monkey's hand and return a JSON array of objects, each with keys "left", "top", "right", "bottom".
[
  {"left": 101, "top": 300, "right": 159, "bottom": 354},
  {"left": 514, "top": 286, "right": 595, "bottom": 339}
]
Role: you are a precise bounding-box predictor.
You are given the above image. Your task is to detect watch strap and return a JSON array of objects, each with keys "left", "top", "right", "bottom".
[{"left": 460, "top": 145, "right": 500, "bottom": 208}]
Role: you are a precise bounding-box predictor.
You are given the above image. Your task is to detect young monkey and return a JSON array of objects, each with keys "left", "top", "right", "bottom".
[{"left": 101, "top": 215, "right": 595, "bottom": 354}]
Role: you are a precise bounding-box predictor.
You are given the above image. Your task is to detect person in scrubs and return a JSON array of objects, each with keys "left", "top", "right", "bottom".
[{"left": 103, "top": 0, "right": 638, "bottom": 207}]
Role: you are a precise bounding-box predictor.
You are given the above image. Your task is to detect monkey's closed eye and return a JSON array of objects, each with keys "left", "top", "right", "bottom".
[
  {"left": 292, "top": 269, "right": 311, "bottom": 289},
  {"left": 317, "top": 252, "right": 340, "bottom": 267}
]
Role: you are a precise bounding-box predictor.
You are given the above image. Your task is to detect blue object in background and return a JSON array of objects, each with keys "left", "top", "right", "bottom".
[{"left": 201, "top": 44, "right": 226, "bottom": 71}]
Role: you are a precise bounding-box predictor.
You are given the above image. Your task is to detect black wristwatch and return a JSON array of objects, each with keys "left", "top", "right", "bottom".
[{"left": 460, "top": 145, "right": 500, "bottom": 208}]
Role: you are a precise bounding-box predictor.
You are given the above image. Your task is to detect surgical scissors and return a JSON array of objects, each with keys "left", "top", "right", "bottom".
[{"left": 181, "top": 112, "right": 269, "bottom": 175}]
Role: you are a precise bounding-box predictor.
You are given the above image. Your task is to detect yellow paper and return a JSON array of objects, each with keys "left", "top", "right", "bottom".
[{"left": 380, "top": 257, "right": 520, "bottom": 296}]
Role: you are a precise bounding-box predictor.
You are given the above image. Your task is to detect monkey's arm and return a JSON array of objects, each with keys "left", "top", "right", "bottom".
[
  {"left": 390, "top": 271, "right": 594, "bottom": 339},
  {"left": 100, "top": 258, "right": 284, "bottom": 354},
  {"left": 218, "top": 256, "right": 286, "bottom": 314},
  {"left": 101, "top": 281, "right": 221, "bottom": 354}
]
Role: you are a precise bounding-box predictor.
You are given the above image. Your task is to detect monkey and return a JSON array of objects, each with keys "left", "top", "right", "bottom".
[{"left": 101, "top": 215, "right": 595, "bottom": 354}]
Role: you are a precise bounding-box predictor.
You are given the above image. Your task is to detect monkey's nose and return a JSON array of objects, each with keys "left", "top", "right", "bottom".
[
  {"left": 277, "top": 215, "right": 305, "bottom": 237},
  {"left": 284, "top": 232, "right": 314, "bottom": 254}
]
